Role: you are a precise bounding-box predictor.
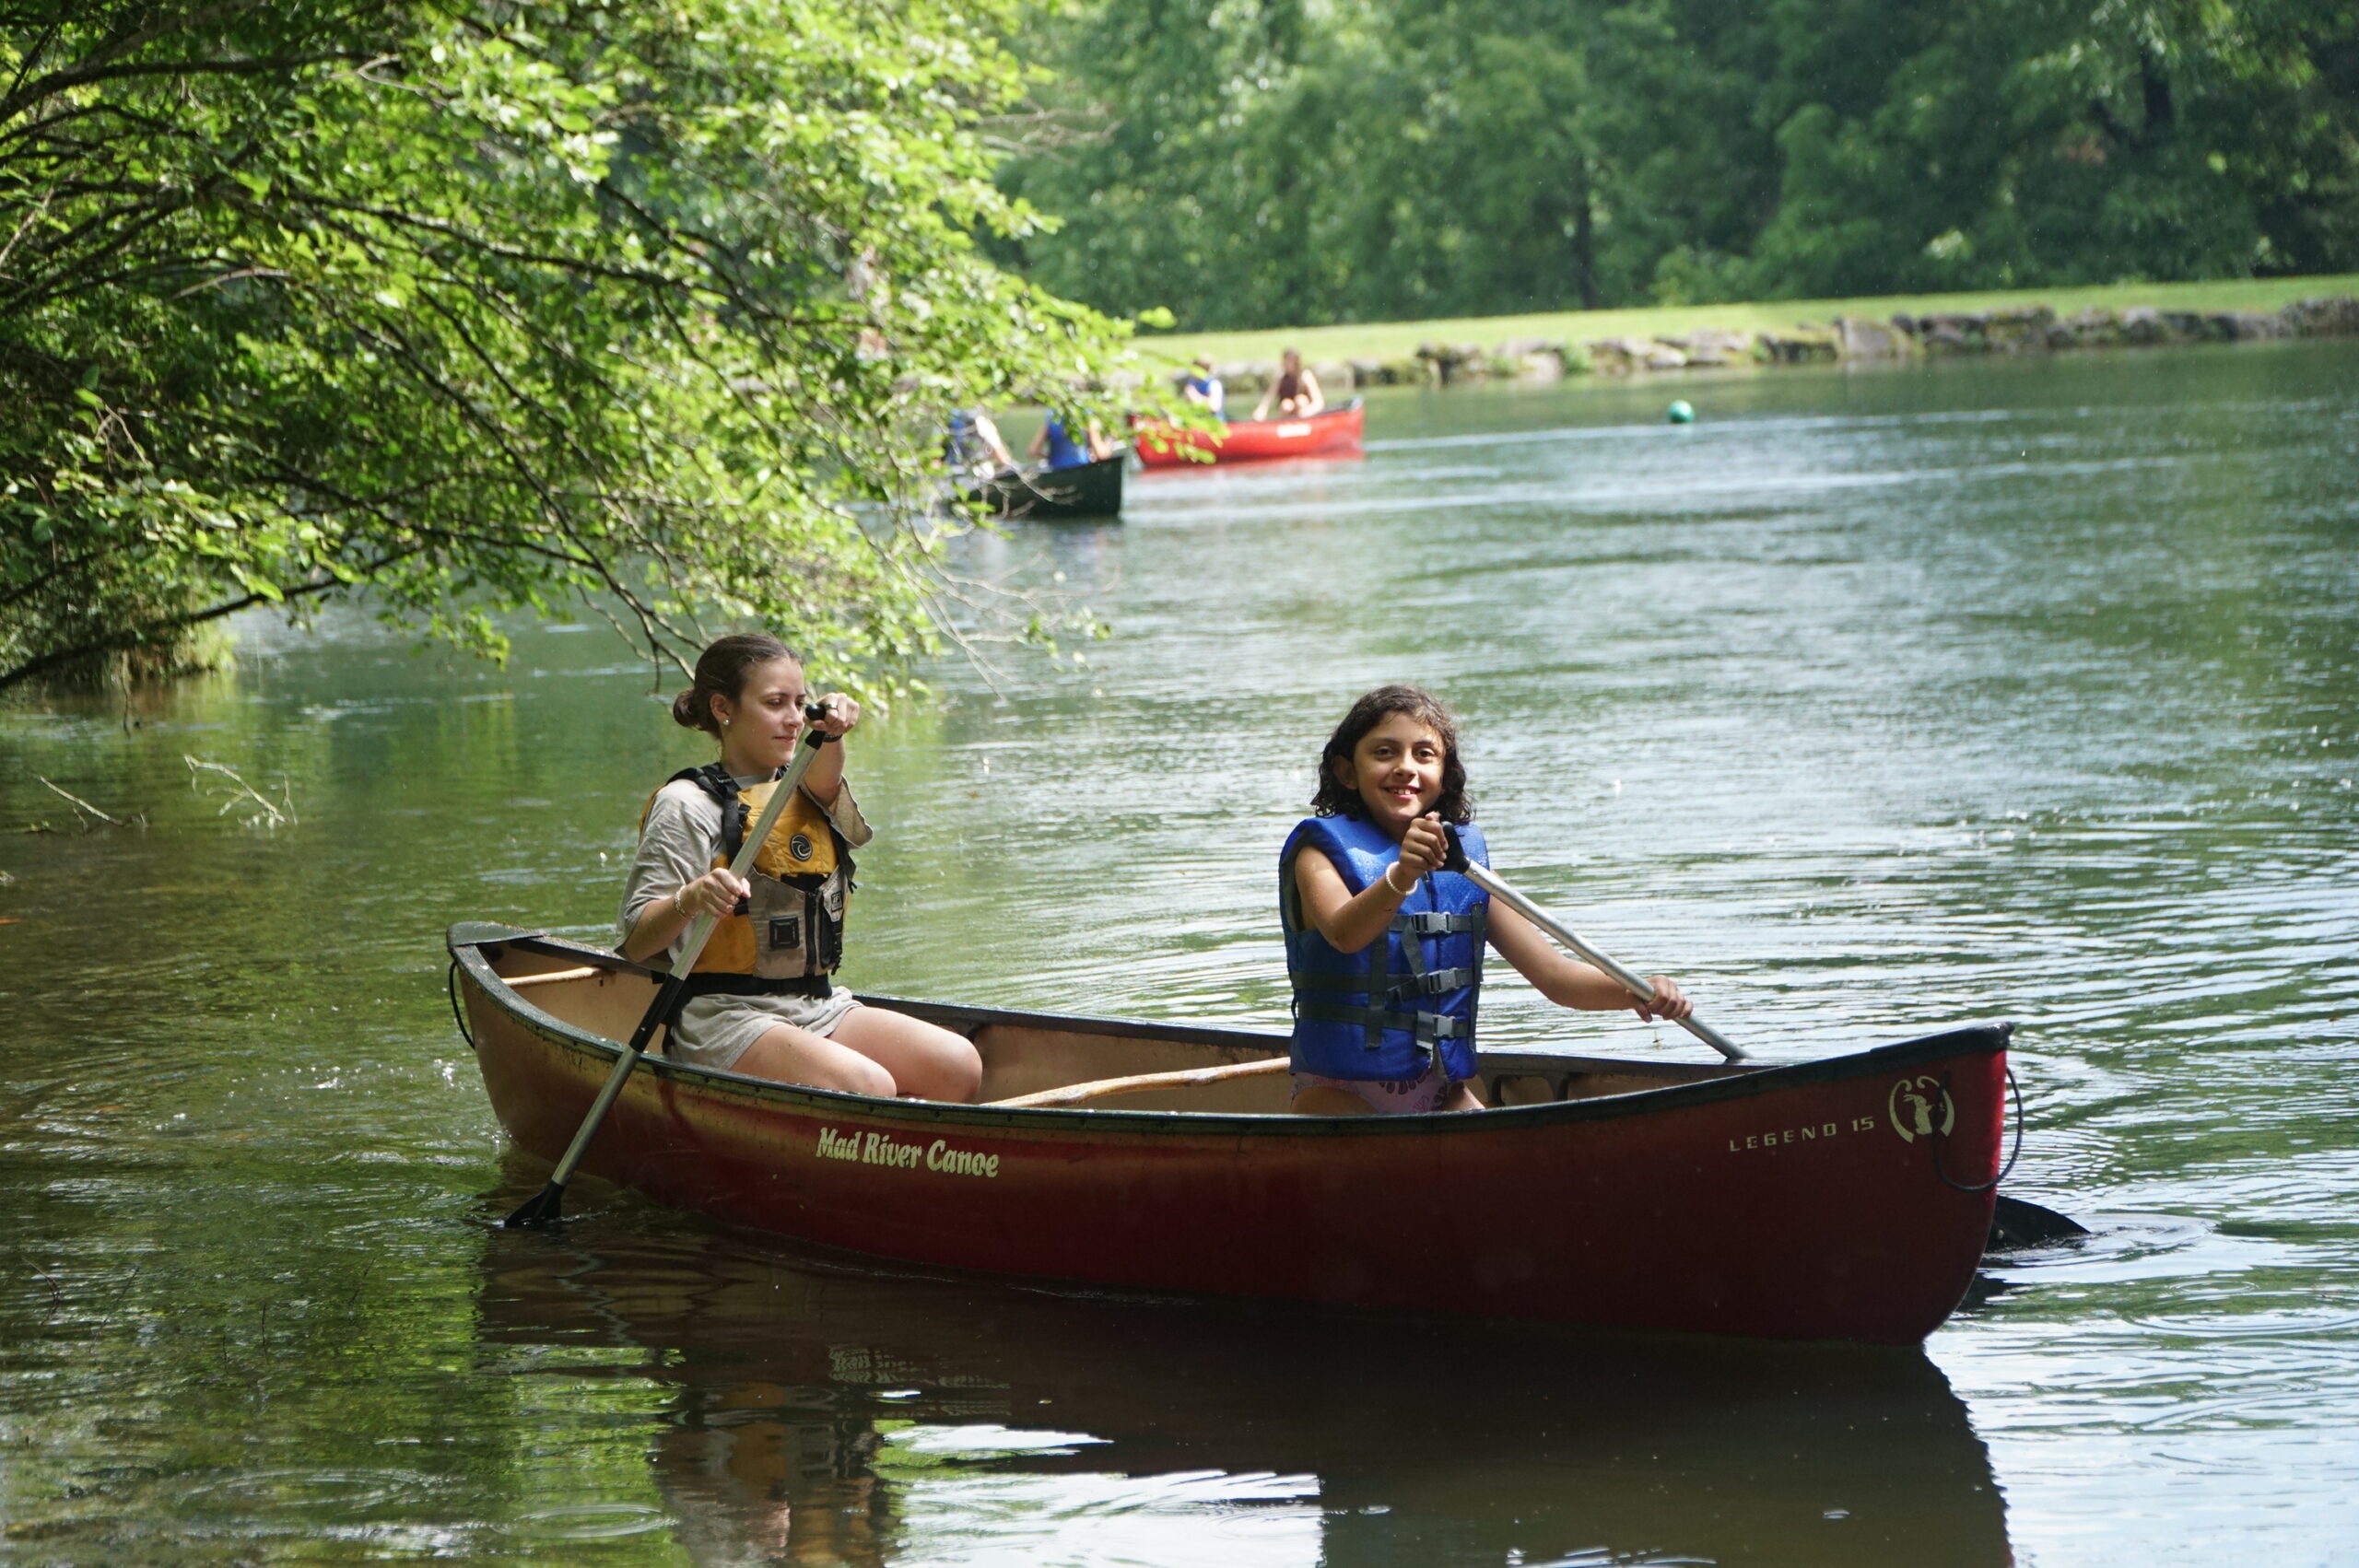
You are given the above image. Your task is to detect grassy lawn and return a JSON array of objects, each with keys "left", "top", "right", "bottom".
[{"left": 1141, "top": 275, "right": 2359, "bottom": 368}]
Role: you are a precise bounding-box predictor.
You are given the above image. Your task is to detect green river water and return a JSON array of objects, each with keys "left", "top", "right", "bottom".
[{"left": 2, "top": 341, "right": 2355, "bottom": 1566}]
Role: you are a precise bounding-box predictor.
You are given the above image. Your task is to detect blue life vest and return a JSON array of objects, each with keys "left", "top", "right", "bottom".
[
  {"left": 1185, "top": 374, "right": 1226, "bottom": 418},
  {"left": 1280, "top": 814, "right": 1490, "bottom": 1082},
  {"left": 945, "top": 409, "right": 980, "bottom": 462},
  {"left": 1041, "top": 416, "right": 1088, "bottom": 471}
]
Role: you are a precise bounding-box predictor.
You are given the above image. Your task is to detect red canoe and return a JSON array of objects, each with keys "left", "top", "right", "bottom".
[
  {"left": 451, "top": 922, "right": 2009, "bottom": 1344},
  {"left": 1134, "top": 398, "right": 1366, "bottom": 467}
]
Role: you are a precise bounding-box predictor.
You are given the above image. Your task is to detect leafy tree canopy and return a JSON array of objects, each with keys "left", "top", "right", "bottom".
[
  {"left": 997, "top": 0, "right": 2359, "bottom": 331},
  {"left": 1, "top": 0, "right": 1144, "bottom": 691}
]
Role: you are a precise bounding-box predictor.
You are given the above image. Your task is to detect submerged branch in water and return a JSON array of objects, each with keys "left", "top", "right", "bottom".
[
  {"left": 183, "top": 755, "right": 296, "bottom": 828},
  {"left": 34, "top": 775, "right": 143, "bottom": 829}
]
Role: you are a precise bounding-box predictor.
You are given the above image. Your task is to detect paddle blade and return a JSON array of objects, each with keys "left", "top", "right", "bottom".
[
  {"left": 502, "top": 1180, "right": 568, "bottom": 1229},
  {"left": 1986, "top": 1193, "right": 2088, "bottom": 1252}
]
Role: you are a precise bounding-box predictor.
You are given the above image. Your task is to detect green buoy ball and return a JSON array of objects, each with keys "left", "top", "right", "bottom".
[{"left": 1666, "top": 399, "right": 1696, "bottom": 425}]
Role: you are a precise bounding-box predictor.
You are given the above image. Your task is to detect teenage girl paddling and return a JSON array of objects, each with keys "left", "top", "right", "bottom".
[
  {"left": 618, "top": 634, "right": 982, "bottom": 1101},
  {"left": 1282, "top": 686, "right": 1693, "bottom": 1116}
]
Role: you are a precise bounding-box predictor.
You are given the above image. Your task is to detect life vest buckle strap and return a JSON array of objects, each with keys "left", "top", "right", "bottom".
[
  {"left": 1391, "top": 965, "right": 1476, "bottom": 997},
  {"left": 1291, "top": 965, "right": 1474, "bottom": 1000},
  {"left": 1295, "top": 1000, "right": 1468, "bottom": 1046},
  {"left": 1392, "top": 910, "right": 1483, "bottom": 936},
  {"left": 1295, "top": 1000, "right": 1402, "bottom": 1036}
]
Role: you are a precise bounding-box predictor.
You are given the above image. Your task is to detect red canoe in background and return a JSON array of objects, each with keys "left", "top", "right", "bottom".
[
  {"left": 452, "top": 922, "right": 2013, "bottom": 1344},
  {"left": 1135, "top": 397, "right": 1366, "bottom": 467}
]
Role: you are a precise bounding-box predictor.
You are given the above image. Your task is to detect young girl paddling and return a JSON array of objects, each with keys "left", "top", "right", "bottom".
[
  {"left": 618, "top": 634, "right": 981, "bottom": 1101},
  {"left": 1282, "top": 686, "right": 1693, "bottom": 1115}
]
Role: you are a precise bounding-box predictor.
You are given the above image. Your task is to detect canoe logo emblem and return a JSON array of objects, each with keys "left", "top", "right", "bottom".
[
  {"left": 1886, "top": 1076, "right": 1955, "bottom": 1143},
  {"left": 788, "top": 832, "right": 814, "bottom": 861}
]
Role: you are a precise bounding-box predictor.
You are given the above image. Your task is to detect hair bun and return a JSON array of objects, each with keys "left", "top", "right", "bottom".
[{"left": 670, "top": 688, "right": 704, "bottom": 731}]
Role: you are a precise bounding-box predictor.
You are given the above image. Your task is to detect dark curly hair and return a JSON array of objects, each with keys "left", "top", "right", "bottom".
[
  {"left": 1309, "top": 685, "right": 1473, "bottom": 825},
  {"left": 670, "top": 633, "right": 801, "bottom": 737}
]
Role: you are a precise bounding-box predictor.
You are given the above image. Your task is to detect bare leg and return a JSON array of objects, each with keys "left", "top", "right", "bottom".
[
  {"left": 730, "top": 1023, "right": 901, "bottom": 1097},
  {"left": 827, "top": 1004, "right": 983, "bottom": 1103},
  {"left": 1442, "top": 1080, "right": 1485, "bottom": 1113}
]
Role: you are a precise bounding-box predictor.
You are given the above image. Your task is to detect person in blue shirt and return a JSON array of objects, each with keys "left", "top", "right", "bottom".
[
  {"left": 1182, "top": 356, "right": 1226, "bottom": 420},
  {"left": 1028, "top": 412, "right": 1112, "bottom": 471}
]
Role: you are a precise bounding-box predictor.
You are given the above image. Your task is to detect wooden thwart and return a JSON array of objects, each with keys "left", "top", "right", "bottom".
[
  {"left": 990, "top": 1055, "right": 1290, "bottom": 1109},
  {"left": 508, "top": 965, "right": 604, "bottom": 989}
]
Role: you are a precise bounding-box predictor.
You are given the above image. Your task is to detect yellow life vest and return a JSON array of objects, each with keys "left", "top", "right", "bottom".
[{"left": 640, "top": 764, "right": 855, "bottom": 983}]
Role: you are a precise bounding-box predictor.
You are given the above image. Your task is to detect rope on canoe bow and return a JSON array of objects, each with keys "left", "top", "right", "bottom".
[
  {"left": 1931, "top": 1065, "right": 2023, "bottom": 1195},
  {"left": 447, "top": 956, "right": 476, "bottom": 1051}
]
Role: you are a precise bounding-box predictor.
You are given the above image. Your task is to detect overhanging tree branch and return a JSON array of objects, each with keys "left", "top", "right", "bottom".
[{"left": 1, "top": 0, "right": 1153, "bottom": 693}]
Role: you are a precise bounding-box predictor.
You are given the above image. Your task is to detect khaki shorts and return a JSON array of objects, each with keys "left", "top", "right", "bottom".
[{"left": 666, "top": 988, "right": 863, "bottom": 1073}]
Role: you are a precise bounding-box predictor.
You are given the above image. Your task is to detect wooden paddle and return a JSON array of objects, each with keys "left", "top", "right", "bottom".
[
  {"left": 503, "top": 704, "right": 835, "bottom": 1228},
  {"left": 1443, "top": 829, "right": 2086, "bottom": 1246}
]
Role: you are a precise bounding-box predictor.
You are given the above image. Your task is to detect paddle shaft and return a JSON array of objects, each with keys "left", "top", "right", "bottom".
[
  {"left": 506, "top": 714, "right": 834, "bottom": 1224},
  {"left": 1459, "top": 860, "right": 1750, "bottom": 1063}
]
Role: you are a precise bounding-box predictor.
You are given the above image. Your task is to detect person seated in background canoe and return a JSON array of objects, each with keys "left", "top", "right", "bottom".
[
  {"left": 1281, "top": 685, "right": 1692, "bottom": 1116},
  {"left": 1251, "top": 348, "right": 1324, "bottom": 421},
  {"left": 1028, "top": 411, "right": 1112, "bottom": 471},
  {"left": 1181, "top": 356, "right": 1226, "bottom": 420},
  {"left": 617, "top": 633, "right": 982, "bottom": 1101},
  {"left": 944, "top": 406, "right": 1015, "bottom": 477}
]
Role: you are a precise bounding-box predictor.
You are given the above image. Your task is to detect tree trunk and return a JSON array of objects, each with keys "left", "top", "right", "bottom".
[
  {"left": 1573, "top": 155, "right": 1600, "bottom": 310},
  {"left": 2140, "top": 50, "right": 2174, "bottom": 138}
]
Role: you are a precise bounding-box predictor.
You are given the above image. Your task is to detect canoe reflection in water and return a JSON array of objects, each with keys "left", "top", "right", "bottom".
[{"left": 475, "top": 1209, "right": 2011, "bottom": 1568}]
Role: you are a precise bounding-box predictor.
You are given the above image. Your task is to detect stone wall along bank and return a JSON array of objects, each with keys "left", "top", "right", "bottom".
[{"left": 1191, "top": 295, "right": 2359, "bottom": 395}]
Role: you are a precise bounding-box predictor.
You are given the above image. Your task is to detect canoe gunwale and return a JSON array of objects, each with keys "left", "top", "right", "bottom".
[{"left": 450, "top": 921, "right": 2011, "bottom": 1141}]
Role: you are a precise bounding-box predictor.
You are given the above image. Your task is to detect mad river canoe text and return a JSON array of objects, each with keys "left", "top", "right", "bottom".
[{"left": 816, "top": 1126, "right": 1000, "bottom": 1178}]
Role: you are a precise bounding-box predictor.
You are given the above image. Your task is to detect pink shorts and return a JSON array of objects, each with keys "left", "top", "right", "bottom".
[{"left": 1290, "top": 1067, "right": 1459, "bottom": 1116}]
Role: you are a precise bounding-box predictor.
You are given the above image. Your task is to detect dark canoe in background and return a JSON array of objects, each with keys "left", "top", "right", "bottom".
[
  {"left": 961, "top": 454, "right": 1124, "bottom": 520},
  {"left": 1134, "top": 397, "right": 1366, "bottom": 467},
  {"left": 450, "top": 922, "right": 2011, "bottom": 1344}
]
